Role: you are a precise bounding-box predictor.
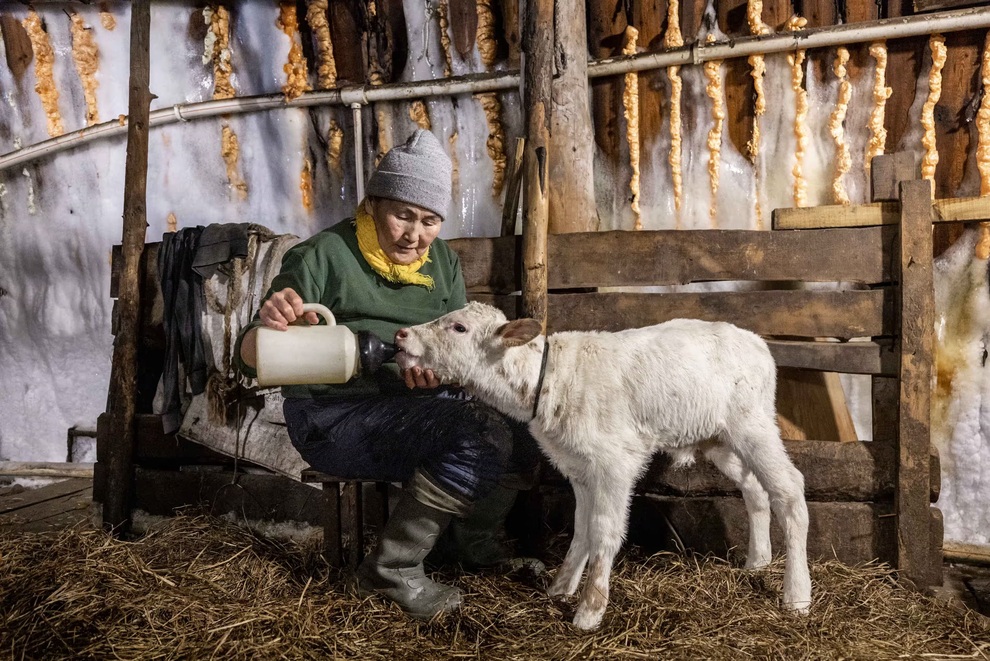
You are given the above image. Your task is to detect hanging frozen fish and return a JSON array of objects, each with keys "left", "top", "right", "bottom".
[
  {"left": 865, "top": 42, "right": 892, "bottom": 172},
  {"left": 622, "top": 26, "right": 642, "bottom": 230},
  {"left": 921, "top": 34, "right": 946, "bottom": 194},
  {"left": 979, "top": 33, "right": 990, "bottom": 196},
  {"left": 786, "top": 15, "right": 809, "bottom": 208},
  {"left": 22, "top": 11, "right": 63, "bottom": 137},
  {"left": 664, "top": 0, "right": 684, "bottom": 221},
  {"left": 703, "top": 33, "right": 725, "bottom": 226},
  {"left": 69, "top": 11, "right": 101, "bottom": 127},
  {"left": 746, "top": 0, "right": 770, "bottom": 228},
  {"left": 306, "top": 0, "right": 338, "bottom": 89},
  {"left": 829, "top": 47, "right": 852, "bottom": 205}
]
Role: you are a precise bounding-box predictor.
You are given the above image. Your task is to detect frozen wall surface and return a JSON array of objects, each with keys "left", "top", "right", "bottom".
[{"left": 1, "top": 2, "right": 989, "bottom": 549}]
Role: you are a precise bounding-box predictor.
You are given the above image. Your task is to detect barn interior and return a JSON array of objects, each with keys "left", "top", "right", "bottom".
[{"left": 1, "top": 0, "right": 990, "bottom": 657}]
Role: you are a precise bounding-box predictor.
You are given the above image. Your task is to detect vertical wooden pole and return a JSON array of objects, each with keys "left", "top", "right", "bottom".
[
  {"left": 896, "top": 178, "right": 935, "bottom": 588},
  {"left": 102, "top": 0, "right": 152, "bottom": 533},
  {"left": 521, "top": 0, "right": 552, "bottom": 325}
]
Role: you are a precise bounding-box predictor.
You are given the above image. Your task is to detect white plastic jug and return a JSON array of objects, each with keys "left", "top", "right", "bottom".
[{"left": 255, "top": 304, "right": 360, "bottom": 386}]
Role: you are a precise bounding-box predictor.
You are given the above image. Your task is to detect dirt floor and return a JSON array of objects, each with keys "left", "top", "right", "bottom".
[{"left": 1, "top": 480, "right": 988, "bottom": 660}]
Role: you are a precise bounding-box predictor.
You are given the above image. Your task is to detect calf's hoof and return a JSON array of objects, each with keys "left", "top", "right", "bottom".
[
  {"left": 572, "top": 605, "right": 605, "bottom": 631},
  {"left": 784, "top": 599, "right": 811, "bottom": 615}
]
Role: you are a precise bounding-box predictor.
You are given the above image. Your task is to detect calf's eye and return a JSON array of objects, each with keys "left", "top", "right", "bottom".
[{"left": 453, "top": 323, "right": 467, "bottom": 333}]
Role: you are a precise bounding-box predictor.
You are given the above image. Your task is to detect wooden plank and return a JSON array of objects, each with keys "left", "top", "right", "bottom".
[
  {"left": 871, "top": 152, "right": 918, "bottom": 202},
  {"left": 550, "top": 228, "right": 893, "bottom": 287},
  {"left": 0, "top": 463, "right": 94, "bottom": 479},
  {"left": 323, "top": 482, "right": 343, "bottom": 566},
  {"left": 447, "top": 235, "right": 520, "bottom": 294},
  {"left": 103, "top": 0, "right": 152, "bottom": 533},
  {"left": 500, "top": 137, "right": 526, "bottom": 237},
  {"left": 547, "top": 289, "right": 890, "bottom": 338},
  {"left": 765, "top": 339, "right": 896, "bottom": 375},
  {"left": 897, "top": 179, "right": 936, "bottom": 589},
  {"left": 773, "top": 196, "right": 990, "bottom": 229},
  {"left": 132, "top": 467, "right": 325, "bottom": 526},
  {"left": 914, "top": 0, "right": 984, "bottom": 11},
  {"left": 0, "top": 478, "right": 92, "bottom": 516},
  {"left": 631, "top": 440, "right": 932, "bottom": 502},
  {"left": 627, "top": 496, "right": 897, "bottom": 566},
  {"left": 0, "top": 483, "right": 94, "bottom": 535}
]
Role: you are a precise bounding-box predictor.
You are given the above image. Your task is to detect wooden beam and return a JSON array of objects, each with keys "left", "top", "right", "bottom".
[
  {"left": 871, "top": 152, "right": 918, "bottom": 202},
  {"left": 913, "top": 0, "right": 986, "bottom": 13},
  {"left": 521, "top": 0, "right": 552, "bottom": 324},
  {"left": 102, "top": 0, "right": 151, "bottom": 534},
  {"left": 547, "top": 289, "right": 890, "bottom": 338},
  {"left": 0, "top": 462, "right": 94, "bottom": 478},
  {"left": 765, "top": 339, "right": 897, "bottom": 375},
  {"left": 773, "top": 195, "right": 990, "bottom": 229},
  {"left": 896, "top": 179, "right": 936, "bottom": 589}
]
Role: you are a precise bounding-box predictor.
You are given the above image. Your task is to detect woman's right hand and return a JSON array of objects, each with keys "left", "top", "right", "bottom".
[{"left": 259, "top": 287, "right": 320, "bottom": 330}]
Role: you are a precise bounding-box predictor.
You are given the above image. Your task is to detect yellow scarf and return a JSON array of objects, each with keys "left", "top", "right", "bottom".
[{"left": 354, "top": 204, "right": 435, "bottom": 290}]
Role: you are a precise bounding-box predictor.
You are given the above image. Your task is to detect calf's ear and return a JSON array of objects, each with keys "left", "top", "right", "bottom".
[{"left": 496, "top": 318, "right": 543, "bottom": 347}]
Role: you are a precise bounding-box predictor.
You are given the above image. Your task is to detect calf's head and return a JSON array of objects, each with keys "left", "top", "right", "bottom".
[{"left": 394, "top": 302, "right": 543, "bottom": 385}]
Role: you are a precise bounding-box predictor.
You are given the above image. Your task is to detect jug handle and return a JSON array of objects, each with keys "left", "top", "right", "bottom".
[{"left": 302, "top": 303, "right": 336, "bottom": 326}]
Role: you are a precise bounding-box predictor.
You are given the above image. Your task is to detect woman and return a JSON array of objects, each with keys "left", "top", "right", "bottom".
[{"left": 236, "top": 130, "right": 539, "bottom": 620}]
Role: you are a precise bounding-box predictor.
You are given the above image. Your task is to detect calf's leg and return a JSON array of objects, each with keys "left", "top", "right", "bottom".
[
  {"left": 548, "top": 479, "right": 590, "bottom": 597},
  {"left": 704, "top": 444, "right": 772, "bottom": 568},
  {"left": 572, "top": 472, "right": 635, "bottom": 630}
]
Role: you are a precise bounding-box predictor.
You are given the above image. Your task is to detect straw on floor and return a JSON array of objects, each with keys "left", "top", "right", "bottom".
[{"left": 0, "top": 513, "right": 987, "bottom": 660}]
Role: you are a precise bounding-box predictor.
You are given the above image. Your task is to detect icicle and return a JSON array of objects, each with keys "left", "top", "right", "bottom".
[
  {"left": 865, "top": 41, "right": 892, "bottom": 173},
  {"left": 921, "top": 34, "right": 946, "bottom": 195},
  {"left": 829, "top": 47, "right": 852, "bottom": 205},
  {"left": 22, "top": 11, "right": 63, "bottom": 138},
  {"left": 979, "top": 32, "right": 990, "bottom": 197},
  {"left": 449, "top": 131, "right": 461, "bottom": 209},
  {"left": 622, "top": 27, "right": 642, "bottom": 230},
  {"left": 786, "top": 15, "right": 809, "bottom": 208},
  {"left": 703, "top": 33, "right": 725, "bottom": 226},
  {"left": 746, "top": 0, "right": 770, "bottom": 229},
  {"left": 664, "top": 0, "right": 684, "bottom": 223},
  {"left": 306, "top": 0, "right": 338, "bottom": 89},
  {"left": 22, "top": 168, "right": 36, "bottom": 215},
  {"left": 277, "top": 2, "right": 311, "bottom": 101},
  {"left": 69, "top": 12, "right": 101, "bottom": 127}
]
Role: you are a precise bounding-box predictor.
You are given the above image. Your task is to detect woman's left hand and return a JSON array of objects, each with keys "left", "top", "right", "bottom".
[{"left": 402, "top": 366, "right": 441, "bottom": 389}]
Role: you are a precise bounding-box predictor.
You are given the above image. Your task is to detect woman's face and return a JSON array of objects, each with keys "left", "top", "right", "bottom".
[{"left": 369, "top": 198, "right": 443, "bottom": 265}]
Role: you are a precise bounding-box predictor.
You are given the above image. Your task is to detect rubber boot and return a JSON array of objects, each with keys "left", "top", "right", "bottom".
[
  {"left": 429, "top": 485, "right": 546, "bottom": 574},
  {"left": 355, "top": 491, "right": 462, "bottom": 620}
]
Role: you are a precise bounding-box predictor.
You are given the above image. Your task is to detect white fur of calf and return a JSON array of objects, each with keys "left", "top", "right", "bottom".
[{"left": 395, "top": 301, "right": 811, "bottom": 630}]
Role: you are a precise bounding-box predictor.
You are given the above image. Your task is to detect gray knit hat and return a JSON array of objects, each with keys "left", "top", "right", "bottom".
[{"left": 366, "top": 129, "right": 453, "bottom": 219}]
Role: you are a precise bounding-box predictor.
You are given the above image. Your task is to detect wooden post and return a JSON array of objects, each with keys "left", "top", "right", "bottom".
[
  {"left": 896, "top": 178, "right": 936, "bottom": 588},
  {"left": 102, "top": 0, "right": 152, "bottom": 533},
  {"left": 521, "top": 0, "right": 552, "bottom": 324}
]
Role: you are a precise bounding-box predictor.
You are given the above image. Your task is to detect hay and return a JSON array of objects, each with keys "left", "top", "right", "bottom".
[{"left": 0, "top": 514, "right": 987, "bottom": 660}]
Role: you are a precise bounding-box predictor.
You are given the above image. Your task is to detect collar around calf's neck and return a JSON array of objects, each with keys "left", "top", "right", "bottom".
[{"left": 531, "top": 338, "right": 549, "bottom": 420}]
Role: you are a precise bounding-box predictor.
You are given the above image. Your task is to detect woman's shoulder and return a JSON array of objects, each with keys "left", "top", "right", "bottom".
[{"left": 291, "top": 219, "right": 357, "bottom": 254}]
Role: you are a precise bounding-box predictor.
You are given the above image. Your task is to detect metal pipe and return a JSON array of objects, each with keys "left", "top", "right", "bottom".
[
  {"left": 352, "top": 102, "right": 365, "bottom": 201},
  {"left": 1, "top": 5, "right": 988, "bottom": 175}
]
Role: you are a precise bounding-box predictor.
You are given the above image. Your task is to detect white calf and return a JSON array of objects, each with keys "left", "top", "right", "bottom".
[{"left": 395, "top": 302, "right": 811, "bottom": 630}]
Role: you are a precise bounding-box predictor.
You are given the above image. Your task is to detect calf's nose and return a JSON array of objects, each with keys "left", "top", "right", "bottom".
[{"left": 395, "top": 328, "right": 409, "bottom": 342}]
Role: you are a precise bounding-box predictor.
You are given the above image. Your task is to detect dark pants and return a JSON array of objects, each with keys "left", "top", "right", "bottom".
[{"left": 283, "top": 393, "right": 540, "bottom": 510}]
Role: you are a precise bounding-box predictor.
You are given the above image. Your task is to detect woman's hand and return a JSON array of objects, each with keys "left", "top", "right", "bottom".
[
  {"left": 260, "top": 288, "right": 320, "bottom": 330},
  {"left": 402, "top": 366, "right": 441, "bottom": 389}
]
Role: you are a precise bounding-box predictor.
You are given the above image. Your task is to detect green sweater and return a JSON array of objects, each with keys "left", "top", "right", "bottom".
[{"left": 235, "top": 219, "right": 467, "bottom": 398}]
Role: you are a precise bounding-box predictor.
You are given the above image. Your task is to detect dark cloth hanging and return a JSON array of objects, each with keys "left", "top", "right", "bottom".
[{"left": 156, "top": 223, "right": 252, "bottom": 434}]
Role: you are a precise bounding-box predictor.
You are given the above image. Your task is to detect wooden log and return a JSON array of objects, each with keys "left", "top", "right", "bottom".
[
  {"left": 0, "top": 14, "right": 33, "bottom": 80},
  {"left": 549, "top": 0, "right": 598, "bottom": 233},
  {"left": 103, "top": 0, "right": 151, "bottom": 534},
  {"left": 897, "top": 178, "right": 936, "bottom": 589},
  {"left": 547, "top": 289, "right": 890, "bottom": 339},
  {"left": 943, "top": 541, "right": 990, "bottom": 566},
  {"left": 500, "top": 137, "right": 526, "bottom": 237},
  {"left": 521, "top": 0, "right": 552, "bottom": 324},
  {"left": 871, "top": 152, "right": 918, "bottom": 202}
]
